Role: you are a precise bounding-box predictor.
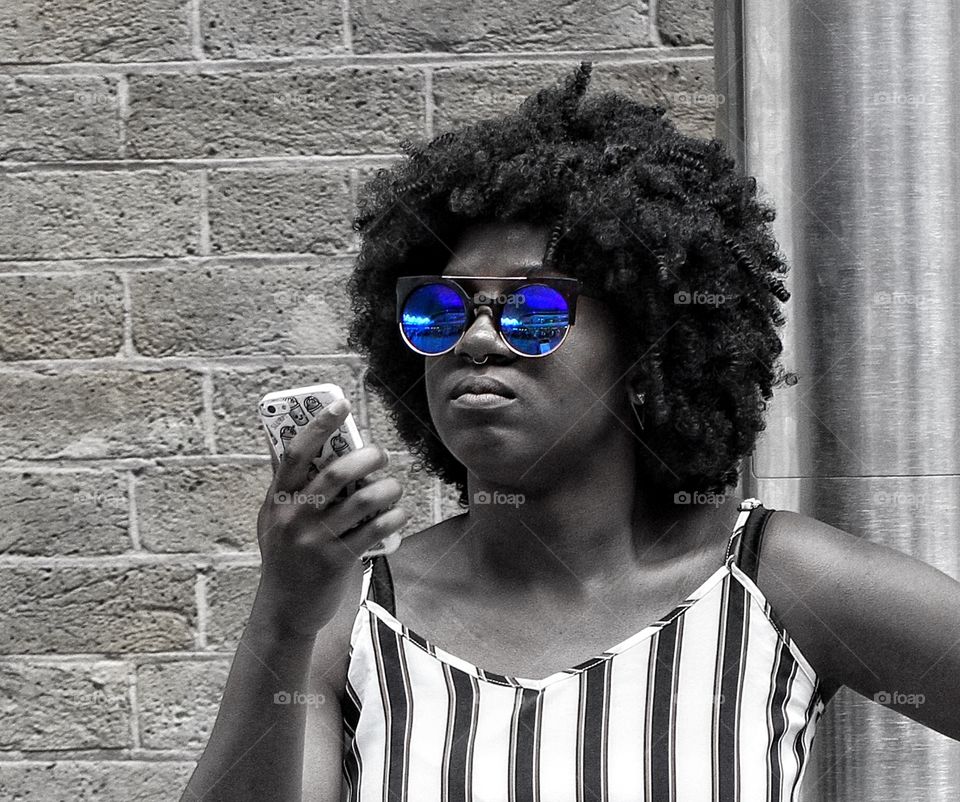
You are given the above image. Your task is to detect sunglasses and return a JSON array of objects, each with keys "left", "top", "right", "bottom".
[{"left": 396, "top": 274, "right": 581, "bottom": 358}]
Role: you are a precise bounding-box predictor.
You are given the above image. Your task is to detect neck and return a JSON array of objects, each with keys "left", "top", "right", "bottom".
[{"left": 456, "top": 432, "right": 729, "bottom": 599}]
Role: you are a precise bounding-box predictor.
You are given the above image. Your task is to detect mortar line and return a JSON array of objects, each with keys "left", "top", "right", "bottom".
[
  {"left": 201, "top": 369, "right": 218, "bottom": 454},
  {"left": 648, "top": 0, "right": 665, "bottom": 46},
  {"left": 118, "top": 271, "right": 136, "bottom": 358},
  {"left": 424, "top": 66, "right": 434, "bottom": 139},
  {"left": 127, "top": 668, "right": 142, "bottom": 749},
  {"left": 188, "top": 0, "right": 205, "bottom": 60},
  {"left": 195, "top": 569, "right": 210, "bottom": 650},
  {"left": 116, "top": 74, "right": 130, "bottom": 159},
  {"left": 198, "top": 169, "right": 211, "bottom": 256},
  {"left": 0, "top": 252, "right": 360, "bottom": 276},
  {"left": 0, "top": 553, "right": 262, "bottom": 568},
  {"left": 0, "top": 352, "right": 367, "bottom": 372},
  {"left": 0, "top": 47, "right": 712, "bottom": 79},
  {"left": 0, "top": 154, "right": 403, "bottom": 174},
  {"left": 127, "top": 471, "right": 142, "bottom": 551},
  {"left": 341, "top": 0, "right": 353, "bottom": 52}
]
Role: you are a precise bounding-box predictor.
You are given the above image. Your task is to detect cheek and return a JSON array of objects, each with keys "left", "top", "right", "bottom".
[{"left": 563, "top": 303, "right": 630, "bottom": 384}]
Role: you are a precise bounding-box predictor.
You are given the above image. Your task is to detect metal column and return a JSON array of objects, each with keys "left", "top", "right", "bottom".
[{"left": 714, "top": 1, "right": 960, "bottom": 799}]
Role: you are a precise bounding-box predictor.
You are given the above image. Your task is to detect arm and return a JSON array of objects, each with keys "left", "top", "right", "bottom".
[
  {"left": 181, "top": 401, "right": 409, "bottom": 800},
  {"left": 180, "top": 597, "right": 319, "bottom": 801},
  {"left": 758, "top": 510, "right": 960, "bottom": 741}
]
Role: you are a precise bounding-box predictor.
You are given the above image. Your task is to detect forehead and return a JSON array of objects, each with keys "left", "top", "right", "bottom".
[{"left": 442, "top": 221, "right": 556, "bottom": 278}]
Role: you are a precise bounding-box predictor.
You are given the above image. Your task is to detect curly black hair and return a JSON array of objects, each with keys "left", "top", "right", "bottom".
[{"left": 346, "top": 61, "right": 791, "bottom": 508}]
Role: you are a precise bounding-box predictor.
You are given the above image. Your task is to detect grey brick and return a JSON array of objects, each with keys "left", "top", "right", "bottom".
[
  {"left": 136, "top": 463, "right": 271, "bottom": 553},
  {"left": 433, "top": 60, "right": 719, "bottom": 142},
  {"left": 0, "top": 761, "right": 195, "bottom": 801},
  {"left": 137, "top": 660, "right": 230, "bottom": 750},
  {"left": 0, "top": 370, "right": 205, "bottom": 460},
  {"left": 658, "top": 0, "right": 714, "bottom": 46},
  {"left": 0, "top": 273, "right": 123, "bottom": 360},
  {"left": 0, "top": 472, "right": 129, "bottom": 556},
  {"left": 210, "top": 363, "right": 361, "bottom": 455},
  {"left": 352, "top": 0, "right": 652, "bottom": 53},
  {"left": 208, "top": 167, "right": 353, "bottom": 255},
  {"left": 126, "top": 67, "right": 425, "bottom": 159},
  {"left": 440, "top": 476, "right": 467, "bottom": 517},
  {"left": 432, "top": 62, "right": 588, "bottom": 131},
  {"left": 382, "top": 454, "right": 438, "bottom": 537},
  {"left": 205, "top": 565, "right": 260, "bottom": 649},
  {"left": 201, "top": 0, "right": 344, "bottom": 59},
  {"left": 131, "top": 263, "right": 356, "bottom": 356},
  {"left": 0, "top": 76, "right": 122, "bottom": 161},
  {"left": 0, "top": 171, "right": 200, "bottom": 260},
  {"left": 0, "top": 660, "right": 130, "bottom": 750},
  {"left": 359, "top": 382, "right": 419, "bottom": 455},
  {"left": 0, "top": 0, "right": 192, "bottom": 63},
  {"left": 0, "top": 564, "right": 196, "bottom": 654},
  {"left": 590, "top": 59, "right": 720, "bottom": 140}
]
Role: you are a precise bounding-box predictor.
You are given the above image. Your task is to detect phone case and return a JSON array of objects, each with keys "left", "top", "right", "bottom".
[{"left": 257, "top": 382, "right": 403, "bottom": 559}]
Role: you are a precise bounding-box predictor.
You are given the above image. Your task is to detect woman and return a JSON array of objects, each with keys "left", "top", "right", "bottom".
[{"left": 183, "top": 62, "right": 960, "bottom": 802}]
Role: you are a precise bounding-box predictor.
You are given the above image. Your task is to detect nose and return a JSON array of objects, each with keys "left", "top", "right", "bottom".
[{"left": 453, "top": 305, "right": 512, "bottom": 363}]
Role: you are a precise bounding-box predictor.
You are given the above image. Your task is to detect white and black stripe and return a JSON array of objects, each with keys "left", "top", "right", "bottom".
[{"left": 340, "top": 500, "right": 826, "bottom": 802}]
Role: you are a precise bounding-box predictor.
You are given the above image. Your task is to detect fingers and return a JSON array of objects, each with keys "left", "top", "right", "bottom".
[
  {"left": 295, "top": 445, "right": 388, "bottom": 511},
  {"left": 263, "top": 428, "right": 280, "bottom": 475},
  {"left": 337, "top": 505, "right": 411, "bottom": 557},
  {"left": 316, "top": 474, "right": 403, "bottom": 533},
  {"left": 273, "top": 400, "right": 352, "bottom": 493}
]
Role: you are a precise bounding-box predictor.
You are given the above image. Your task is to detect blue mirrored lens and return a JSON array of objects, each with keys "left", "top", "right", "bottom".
[
  {"left": 501, "top": 284, "right": 570, "bottom": 356},
  {"left": 400, "top": 283, "right": 467, "bottom": 354}
]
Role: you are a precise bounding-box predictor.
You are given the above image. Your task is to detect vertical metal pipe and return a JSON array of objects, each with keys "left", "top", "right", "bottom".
[{"left": 714, "top": 1, "right": 960, "bottom": 799}]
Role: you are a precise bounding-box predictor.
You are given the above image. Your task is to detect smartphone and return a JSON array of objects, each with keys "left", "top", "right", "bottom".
[{"left": 257, "top": 382, "right": 403, "bottom": 559}]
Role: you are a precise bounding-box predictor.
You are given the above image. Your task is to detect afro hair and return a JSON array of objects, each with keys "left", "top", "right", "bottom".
[{"left": 346, "top": 61, "right": 792, "bottom": 508}]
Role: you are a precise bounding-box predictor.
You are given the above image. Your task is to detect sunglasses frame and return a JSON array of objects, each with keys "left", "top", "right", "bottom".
[{"left": 395, "top": 274, "right": 582, "bottom": 358}]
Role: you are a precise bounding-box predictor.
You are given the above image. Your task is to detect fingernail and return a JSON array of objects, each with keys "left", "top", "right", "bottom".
[{"left": 330, "top": 398, "right": 350, "bottom": 414}]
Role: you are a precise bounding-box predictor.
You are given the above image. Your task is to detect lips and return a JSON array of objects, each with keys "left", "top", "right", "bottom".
[{"left": 450, "top": 375, "right": 516, "bottom": 399}]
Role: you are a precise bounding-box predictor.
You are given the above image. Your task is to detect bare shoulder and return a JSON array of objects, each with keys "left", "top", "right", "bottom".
[
  {"left": 753, "top": 510, "right": 857, "bottom": 703},
  {"left": 756, "top": 507, "right": 960, "bottom": 718}
]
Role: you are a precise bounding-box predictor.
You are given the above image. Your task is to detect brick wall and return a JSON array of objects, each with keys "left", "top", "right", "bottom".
[{"left": 0, "top": 1, "right": 718, "bottom": 798}]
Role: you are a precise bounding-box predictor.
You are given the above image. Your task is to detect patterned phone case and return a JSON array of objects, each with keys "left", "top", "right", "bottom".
[{"left": 257, "top": 383, "right": 403, "bottom": 559}]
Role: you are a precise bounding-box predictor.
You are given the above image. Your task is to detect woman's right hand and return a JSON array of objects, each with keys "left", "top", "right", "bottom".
[{"left": 254, "top": 399, "right": 409, "bottom": 638}]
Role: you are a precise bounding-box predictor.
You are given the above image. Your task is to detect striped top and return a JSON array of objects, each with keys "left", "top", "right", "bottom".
[{"left": 340, "top": 498, "right": 826, "bottom": 802}]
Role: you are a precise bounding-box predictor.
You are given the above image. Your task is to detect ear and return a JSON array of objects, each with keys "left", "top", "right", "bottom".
[{"left": 623, "top": 364, "right": 645, "bottom": 401}]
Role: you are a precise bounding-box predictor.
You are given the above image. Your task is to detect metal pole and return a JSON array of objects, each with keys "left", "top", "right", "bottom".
[{"left": 714, "top": 1, "right": 960, "bottom": 799}]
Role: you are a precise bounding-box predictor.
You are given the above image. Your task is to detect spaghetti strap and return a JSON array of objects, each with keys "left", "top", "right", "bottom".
[
  {"left": 731, "top": 499, "right": 775, "bottom": 584},
  {"left": 359, "top": 557, "right": 375, "bottom": 604},
  {"left": 365, "top": 554, "right": 396, "bottom": 616}
]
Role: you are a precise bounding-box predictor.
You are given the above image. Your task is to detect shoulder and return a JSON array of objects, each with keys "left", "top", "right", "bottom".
[
  {"left": 753, "top": 508, "right": 869, "bottom": 703},
  {"left": 755, "top": 507, "right": 960, "bottom": 716}
]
